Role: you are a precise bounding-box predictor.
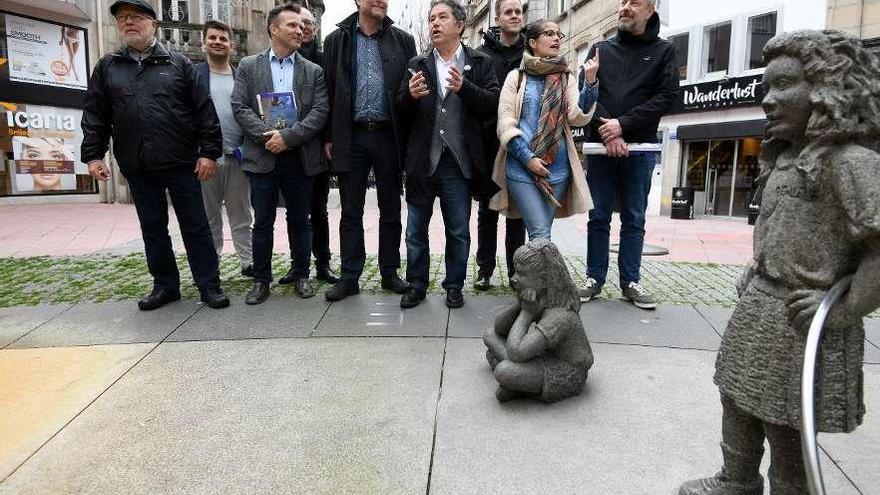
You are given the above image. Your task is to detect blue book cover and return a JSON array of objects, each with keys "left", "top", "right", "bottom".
[{"left": 257, "top": 91, "right": 298, "bottom": 130}]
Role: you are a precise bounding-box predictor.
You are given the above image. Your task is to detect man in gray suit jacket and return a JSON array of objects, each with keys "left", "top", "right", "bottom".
[{"left": 231, "top": 2, "right": 329, "bottom": 305}]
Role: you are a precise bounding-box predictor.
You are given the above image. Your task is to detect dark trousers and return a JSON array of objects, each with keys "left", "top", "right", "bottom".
[
  {"left": 476, "top": 197, "right": 525, "bottom": 279},
  {"left": 127, "top": 167, "right": 220, "bottom": 293},
  {"left": 405, "top": 152, "right": 472, "bottom": 292},
  {"left": 337, "top": 127, "right": 402, "bottom": 283},
  {"left": 586, "top": 154, "right": 654, "bottom": 287},
  {"left": 246, "top": 153, "right": 313, "bottom": 283},
  {"left": 291, "top": 170, "right": 332, "bottom": 267}
]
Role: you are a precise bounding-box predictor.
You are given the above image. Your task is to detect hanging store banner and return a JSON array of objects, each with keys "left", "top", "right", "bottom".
[
  {"left": 4, "top": 13, "right": 88, "bottom": 91},
  {"left": 670, "top": 74, "right": 764, "bottom": 114}
]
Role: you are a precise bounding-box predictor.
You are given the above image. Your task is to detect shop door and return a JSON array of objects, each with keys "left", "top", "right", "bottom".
[{"left": 682, "top": 139, "right": 737, "bottom": 216}]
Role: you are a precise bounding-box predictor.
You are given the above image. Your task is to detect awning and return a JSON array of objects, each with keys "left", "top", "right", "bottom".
[{"left": 677, "top": 119, "right": 767, "bottom": 141}]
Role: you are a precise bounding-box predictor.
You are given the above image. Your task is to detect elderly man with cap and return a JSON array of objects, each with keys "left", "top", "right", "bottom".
[{"left": 81, "top": 0, "right": 229, "bottom": 311}]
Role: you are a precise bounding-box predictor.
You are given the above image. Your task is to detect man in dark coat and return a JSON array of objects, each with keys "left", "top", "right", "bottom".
[
  {"left": 473, "top": 0, "right": 527, "bottom": 291},
  {"left": 81, "top": 0, "right": 229, "bottom": 311},
  {"left": 396, "top": 0, "right": 500, "bottom": 309},
  {"left": 579, "top": 0, "right": 678, "bottom": 310},
  {"left": 321, "top": 0, "right": 417, "bottom": 301}
]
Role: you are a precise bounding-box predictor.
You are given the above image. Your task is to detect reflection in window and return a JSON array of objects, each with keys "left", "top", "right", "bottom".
[
  {"left": 701, "top": 22, "right": 731, "bottom": 76},
  {"left": 670, "top": 33, "right": 689, "bottom": 80},
  {"left": 201, "top": 0, "right": 231, "bottom": 23},
  {"left": 684, "top": 141, "right": 709, "bottom": 192},
  {"left": 747, "top": 12, "right": 777, "bottom": 69}
]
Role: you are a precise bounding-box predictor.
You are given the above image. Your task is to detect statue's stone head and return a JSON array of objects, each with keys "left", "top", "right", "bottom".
[
  {"left": 511, "top": 239, "right": 580, "bottom": 312},
  {"left": 761, "top": 30, "right": 880, "bottom": 146}
]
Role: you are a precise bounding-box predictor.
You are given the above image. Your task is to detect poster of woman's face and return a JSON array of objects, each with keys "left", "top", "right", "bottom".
[{"left": 11, "top": 136, "right": 77, "bottom": 192}]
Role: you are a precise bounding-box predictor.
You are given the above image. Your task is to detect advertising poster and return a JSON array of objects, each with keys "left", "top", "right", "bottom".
[
  {"left": 5, "top": 13, "right": 88, "bottom": 91},
  {"left": 1, "top": 101, "right": 86, "bottom": 194}
]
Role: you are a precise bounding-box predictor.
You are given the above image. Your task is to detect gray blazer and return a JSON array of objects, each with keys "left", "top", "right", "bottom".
[{"left": 231, "top": 48, "right": 329, "bottom": 175}]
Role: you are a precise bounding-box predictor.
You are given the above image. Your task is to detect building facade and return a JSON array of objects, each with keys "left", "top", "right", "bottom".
[{"left": 827, "top": 0, "right": 880, "bottom": 50}]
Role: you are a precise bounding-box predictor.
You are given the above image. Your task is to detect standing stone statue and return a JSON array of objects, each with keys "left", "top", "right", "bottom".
[
  {"left": 483, "top": 239, "right": 594, "bottom": 402},
  {"left": 680, "top": 30, "right": 880, "bottom": 495}
]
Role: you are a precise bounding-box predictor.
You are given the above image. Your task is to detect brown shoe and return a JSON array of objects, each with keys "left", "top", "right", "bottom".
[{"left": 294, "top": 278, "right": 315, "bottom": 298}]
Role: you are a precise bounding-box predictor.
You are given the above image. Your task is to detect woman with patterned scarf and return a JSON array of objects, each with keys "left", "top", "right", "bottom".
[{"left": 489, "top": 19, "right": 600, "bottom": 240}]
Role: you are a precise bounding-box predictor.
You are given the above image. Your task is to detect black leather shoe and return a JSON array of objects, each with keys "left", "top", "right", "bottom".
[
  {"left": 294, "top": 278, "right": 315, "bottom": 298},
  {"left": 200, "top": 287, "right": 230, "bottom": 309},
  {"left": 381, "top": 273, "right": 411, "bottom": 294},
  {"left": 315, "top": 264, "right": 339, "bottom": 284},
  {"left": 278, "top": 266, "right": 297, "bottom": 285},
  {"left": 446, "top": 288, "right": 464, "bottom": 308},
  {"left": 137, "top": 289, "right": 180, "bottom": 311},
  {"left": 241, "top": 265, "right": 254, "bottom": 278},
  {"left": 400, "top": 288, "right": 426, "bottom": 308},
  {"left": 325, "top": 281, "right": 360, "bottom": 301},
  {"left": 474, "top": 276, "right": 492, "bottom": 291},
  {"left": 245, "top": 281, "right": 270, "bottom": 305}
]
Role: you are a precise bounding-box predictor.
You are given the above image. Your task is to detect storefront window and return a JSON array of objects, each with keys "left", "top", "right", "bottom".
[
  {"left": 746, "top": 12, "right": 777, "bottom": 70},
  {"left": 732, "top": 137, "right": 761, "bottom": 216},
  {"left": 670, "top": 33, "right": 689, "bottom": 80},
  {"left": 701, "top": 21, "right": 731, "bottom": 77},
  {"left": 682, "top": 137, "right": 761, "bottom": 217}
]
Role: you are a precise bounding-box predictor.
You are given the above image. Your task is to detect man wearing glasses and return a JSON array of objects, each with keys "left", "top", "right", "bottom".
[{"left": 81, "top": 0, "right": 230, "bottom": 311}]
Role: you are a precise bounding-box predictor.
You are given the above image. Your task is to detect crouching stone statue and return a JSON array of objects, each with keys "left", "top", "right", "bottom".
[
  {"left": 680, "top": 30, "right": 880, "bottom": 495},
  {"left": 483, "top": 239, "right": 594, "bottom": 402}
]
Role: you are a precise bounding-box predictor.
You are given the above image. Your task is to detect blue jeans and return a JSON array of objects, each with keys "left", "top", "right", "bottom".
[
  {"left": 246, "top": 153, "right": 313, "bottom": 283},
  {"left": 405, "top": 152, "right": 471, "bottom": 292},
  {"left": 127, "top": 167, "right": 220, "bottom": 293},
  {"left": 507, "top": 179, "right": 569, "bottom": 240},
  {"left": 586, "top": 154, "right": 654, "bottom": 287}
]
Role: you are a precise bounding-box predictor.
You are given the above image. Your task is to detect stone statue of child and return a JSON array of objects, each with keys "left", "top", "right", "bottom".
[
  {"left": 680, "top": 30, "right": 880, "bottom": 495},
  {"left": 483, "top": 239, "right": 594, "bottom": 402}
]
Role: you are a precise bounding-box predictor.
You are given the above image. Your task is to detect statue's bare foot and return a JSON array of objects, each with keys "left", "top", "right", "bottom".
[{"left": 495, "top": 386, "right": 518, "bottom": 402}]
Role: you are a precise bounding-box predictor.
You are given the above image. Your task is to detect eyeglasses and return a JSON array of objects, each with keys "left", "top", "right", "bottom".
[
  {"left": 540, "top": 30, "right": 566, "bottom": 39},
  {"left": 115, "top": 13, "right": 151, "bottom": 23},
  {"left": 302, "top": 19, "right": 315, "bottom": 27}
]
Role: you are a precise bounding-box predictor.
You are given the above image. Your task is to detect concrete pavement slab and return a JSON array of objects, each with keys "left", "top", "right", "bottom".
[
  {"left": 814, "top": 363, "right": 880, "bottom": 493},
  {"left": 693, "top": 304, "right": 733, "bottom": 337},
  {"left": 10, "top": 301, "right": 200, "bottom": 348},
  {"left": 0, "top": 338, "right": 443, "bottom": 495},
  {"left": 429, "top": 340, "right": 859, "bottom": 495},
  {"left": 580, "top": 300, "right": 722, "bottom": 350},
  {"left": 0, "top": 304, "right": 71, "bottom": 348},
  {"left": 865, "top": 318, "right": 880, "bottom": 364},
  {"left": 167, "top": 296, "right": 328, "bottom": 342},
  {"left": 448, "top": 295, "right": 512, "bottom": 338},
  {"left": 314, "top": 295, "right": 448, "bottom": 337},
  {"left": 0, "top": 344, "right": 153, "bottom": 480}
]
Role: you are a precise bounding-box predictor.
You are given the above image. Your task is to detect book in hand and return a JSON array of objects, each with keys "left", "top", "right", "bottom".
[{"left": 256, "top": 91, "right": 298, "bottom": 130}]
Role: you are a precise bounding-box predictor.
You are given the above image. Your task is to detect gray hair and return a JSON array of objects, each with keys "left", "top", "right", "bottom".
[{"left": 431, "top": 0, "right": 467, "bottom": 35}]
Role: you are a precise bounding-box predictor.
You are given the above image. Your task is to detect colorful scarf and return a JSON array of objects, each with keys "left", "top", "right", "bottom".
[{"left": 521, "top": 51, "right": 569, "bottom": 164}]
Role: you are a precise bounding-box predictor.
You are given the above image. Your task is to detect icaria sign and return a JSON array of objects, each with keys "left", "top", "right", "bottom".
[{"left": 671, "top": 74, "right": 764, "bottom": 114}]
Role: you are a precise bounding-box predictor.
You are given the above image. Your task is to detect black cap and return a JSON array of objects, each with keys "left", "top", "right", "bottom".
[{"left": 110, "top": 0, "right": 157, "bottom": 19}]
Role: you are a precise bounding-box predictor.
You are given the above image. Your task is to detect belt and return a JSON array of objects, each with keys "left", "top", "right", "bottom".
[{"left": 355, "top": 120, "right": 390, "bottom": 132}]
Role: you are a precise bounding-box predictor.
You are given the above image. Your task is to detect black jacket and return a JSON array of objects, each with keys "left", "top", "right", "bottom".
[
  {"left": 585, "top": 13, "right": 678, "bottom": 144},
  {"left": 299, "top": 40, "right": 324, "bottom": 67},
  {"left": 81, "top": 42, "right": 222, "bottom": 177},
  {"left": 476, "top": 27, "right": 525, "bottom": 196},
  {"left": 396, "top": 45, "right": 500, "bottom": 203},
  {"left": 322, "top": 12, "right": 416, "bottom": 173}
]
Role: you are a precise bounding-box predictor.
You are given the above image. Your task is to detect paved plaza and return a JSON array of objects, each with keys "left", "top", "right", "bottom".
[{"left": 0, "top": 200, "right": 878, "bottom": 494}]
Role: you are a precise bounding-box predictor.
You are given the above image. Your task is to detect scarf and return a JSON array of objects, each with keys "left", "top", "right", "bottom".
[{"left": 521, "top": 51, "right": 569, "bottom": 164}]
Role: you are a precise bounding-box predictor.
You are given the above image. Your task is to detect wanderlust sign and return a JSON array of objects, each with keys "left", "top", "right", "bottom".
[{"left": 671, "top": 74, "right": 764, "bottom": 114}]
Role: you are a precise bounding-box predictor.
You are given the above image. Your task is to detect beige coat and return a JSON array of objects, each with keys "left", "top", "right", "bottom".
[{"left": 489, "top": 69, "right": 595, "bottom": 219}]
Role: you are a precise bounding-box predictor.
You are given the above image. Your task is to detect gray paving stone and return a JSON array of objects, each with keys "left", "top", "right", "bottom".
[
  {"left": 816, "top": 363, "right": 880, "bottom": 494},
  {"left": 694, "top": 304, "right": 733, "bottom": 337},
  {"left": 167, "top": 296, "right": 327, "bottom": 342},
  {"left": 0, "top": 304, "right": 71, "bottom": 348},
  {"left": 447, "top": 295, "right": 513, "bottom": 338},
  {"left": 10, "top": 301, "right": 199, "bottom": 348},
  {"left": 580, "top": 299, "right": 722, "bottom": 350},
  {"left": 430, "top": 340, "right": 860, "bottom": 495},
  {"left": 0, "top": 338, "right": 443, "bottom": 495},
  {"left": 314, "top": 295, "right": 448, "bottom": 337}
]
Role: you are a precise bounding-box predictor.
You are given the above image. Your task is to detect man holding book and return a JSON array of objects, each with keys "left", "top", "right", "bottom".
[{"left": 231, "top": 2, "right": 329, "bottom": 304}]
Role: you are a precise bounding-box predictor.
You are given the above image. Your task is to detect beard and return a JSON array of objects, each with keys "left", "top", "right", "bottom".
[{"left": 618, "top": 19, "right": 636, "bottom": 32}]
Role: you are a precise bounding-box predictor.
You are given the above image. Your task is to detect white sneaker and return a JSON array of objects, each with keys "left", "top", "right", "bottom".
[
  {"left": 621, "top": 281, "right": 657, "bottom": 309},
  {"left": 578, "top": 277, "right": 602, "bottom": 302}
]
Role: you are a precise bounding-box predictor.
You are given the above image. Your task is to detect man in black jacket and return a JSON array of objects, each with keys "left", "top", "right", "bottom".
[
  {"left": 580, "top": 0, "right": 678, "bottom": 310},
  {"left": 473, "top": 0, "right": 527, "bottom": 291},
  {"left": 81, "top": 0, "right": 229, "bottom": 311},
  {"left": 321, "top": 0, "right": 417, "bottom": 302},
  {"left": 397, "top": 0, "right": 500, "bottom": 309}
]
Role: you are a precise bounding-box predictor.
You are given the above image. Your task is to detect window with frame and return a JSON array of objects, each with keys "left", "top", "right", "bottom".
[
  {"left": 669, "top": 33, "right": 689, "bottom": 80},
  {"left": 701, "top": 21, "right": 731, "bottom": 77},
  {"left": 746, "top": 12, "right": 777, "bottom": 69}
]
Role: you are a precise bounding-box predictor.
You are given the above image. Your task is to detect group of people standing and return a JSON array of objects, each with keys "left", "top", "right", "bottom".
[{"left": 81, "top": 0, "right": 677, "bottom": 311}]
